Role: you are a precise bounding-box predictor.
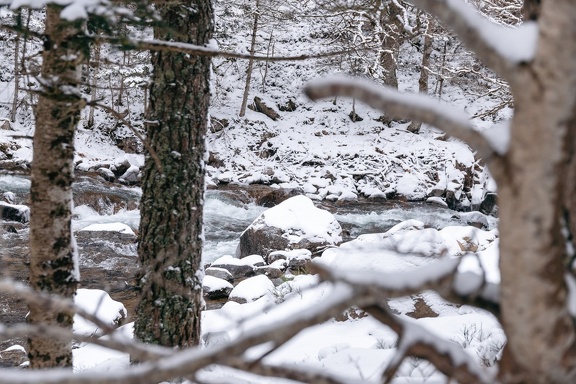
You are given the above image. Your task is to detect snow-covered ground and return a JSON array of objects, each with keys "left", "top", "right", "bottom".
[{"left": 0, "top": 0, "right": 511, "bottom": 381}]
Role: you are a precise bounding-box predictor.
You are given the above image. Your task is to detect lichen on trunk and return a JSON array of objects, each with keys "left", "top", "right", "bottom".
[
  {"left": 134, "top": 0, "right": 214, "bottom": 348},
  {"left": 28, "top": 5, "right": 85, "bottom": 368}
]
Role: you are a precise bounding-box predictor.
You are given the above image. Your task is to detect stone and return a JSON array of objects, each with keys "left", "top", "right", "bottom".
[
  {"left": 480, "top": 192, "right": 497, "bottom": 215},
  {"left": 455, "top": 211, "right": 489, "bottom": 229},
  {"left": 0, "top": 119, "right": 12, "bottom": 131},
  {"left": 111, "top": 157, "right": 131, "bottom": 178},
  {"left": 0, "top": 345, "right": 27, "bottom": 368},
  {"left": 209, "top": 255, "right": 256, "bottom": 280},
  {"left": 0, "top": 202, "right": 29, "bottom": 223},
  {"left": 118, "top": 165, "right": 140, "bottom": 185},
  {"left": 229, "top": 275, "right": 274, "bottom": 304},
  {"left": 236, "top": 195, "right": 342, "bottom": 258},
  {"left": 97, "top": 167, "right": 115, "bottom": 182},
  {"left": 203, "top": 275, "right": 233, "bottom": 300},
  {"left": 205, "top": 267, "right": 234, "bottom": 283}
]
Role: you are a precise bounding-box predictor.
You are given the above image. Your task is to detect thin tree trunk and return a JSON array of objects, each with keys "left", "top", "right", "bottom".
[
  {"left": 408, "top": 17, "right": 433, "bottom": 133},
  {"left": 239, "top": 0, "right": 260, "bottom": 117},
  {"left": 28, "top": 4, "right": 85, "bottom": 368},
  {"left": 10, "top": 31, "right": 21, "bottom": 122},
  {"left": 379, "top": 2, "right": 402, "bottom": 89},
  {"left": 88, "top": 41, "right": 101, "bottom": 129},
  {"left": 134, "top": 0, "right": 213, "bottom": 348}
]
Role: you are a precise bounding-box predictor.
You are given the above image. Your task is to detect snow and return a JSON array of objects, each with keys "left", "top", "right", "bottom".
[
  {"left": 257, "top": 195, "right": 342, "bottom": 245},
  {"left": 0, "top": 0, "right": 516, "bottom": 381},
  {"left": 229, "top": 275, "right": 274, "bottom": 303},
  {"left": 444, "top": 0, "right": 538, "bottom": 63},
  {"left": 73, "top": 288, "right": 127, "bottom": 337},
  {"left": 203, "top": 275, "right": 233, "bottom": 292},
  {"left": 78, "top": 222, "right": 136, "bottom": 236}
]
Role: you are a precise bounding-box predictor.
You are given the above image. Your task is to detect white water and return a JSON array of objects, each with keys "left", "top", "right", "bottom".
[{"left": 1, "top": 175, "right": 497, "bottom": 263}]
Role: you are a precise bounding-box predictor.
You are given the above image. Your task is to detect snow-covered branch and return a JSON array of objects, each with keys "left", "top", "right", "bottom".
[
  {"left": 363, "top": 304, "right": 493, "bottom": 384},
  {"left": 312, "top": 257, "right": 500, "bottom": 318},
  {"left": 224, "top": 358, "right": 362, "bottom": 384},
  {"left": 94, "top": 35, "right": 369, "bottom": 63},
  {"left": 0, "top": 279, "right": 116, "bottom": 335},
  {"left": 304, "top": 77, "right": 498, "bottom": 161},
  {"left": 408, "top": 0, "right": 538, "bottom": 80},
  {"left": 0, "top": 283, "right": 371, "bottom": 384}
]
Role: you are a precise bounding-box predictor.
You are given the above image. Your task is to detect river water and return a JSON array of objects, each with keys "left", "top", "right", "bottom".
[{"left": 0, "top": 174, "right": 498, "bottom": 263}]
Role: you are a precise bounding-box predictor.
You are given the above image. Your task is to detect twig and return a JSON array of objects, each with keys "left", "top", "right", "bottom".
[{"left": 86, "top": 100, "right": 163, "bottom": 174}]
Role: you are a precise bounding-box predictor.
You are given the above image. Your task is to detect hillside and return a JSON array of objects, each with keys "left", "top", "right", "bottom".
[{"left": 0, "top": 2, "right": 510, "bottom": 212}]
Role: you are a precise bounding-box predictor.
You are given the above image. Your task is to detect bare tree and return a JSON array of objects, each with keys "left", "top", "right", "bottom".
[{"left": 27, "top": 4, "right": 86, "bottom": 368}]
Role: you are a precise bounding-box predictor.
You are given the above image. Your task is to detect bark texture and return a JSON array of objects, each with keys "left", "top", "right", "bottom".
[
  {"left": 134, "top": 0, "right": 213, "bottom": 348},
  {"left": 379, "top": 2, "right": 403, "bottom": 89},
  {"left": 28, "top": 5, "right": 85, "bottom": 368},
  {"left": 495, "top": 0, "right": 576, "bottom": 381}
]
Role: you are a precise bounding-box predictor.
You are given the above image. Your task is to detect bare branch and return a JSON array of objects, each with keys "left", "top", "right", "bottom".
[
  {"left": 224, "top": 358, "right": 363, "bottom": 384},
  {"left": 408, "top": 0, "right": 537, "bottom": 81},
  {"left": 0, "top": 283, "right": 372, "bottom": 384},
  {"left": 94, "top": 35, "right": 367, "bottom": 63},
  {"left": 304, "top": 77, "right": 498, "bottom": 161},
  {"left": 0, "top": 279, "right": 116, "bottom": 335},
  {"left": 363, "top": 304, "right": 492, "bottom": 384},
  {"left": 0, "top": 323, "right": 171, "bottom": 362},
  {"left": 85, "top": 100, "right": 164, "bottom": 174},
  {"left": 311, "top": 257, "right": 500, "bottom": 319}
]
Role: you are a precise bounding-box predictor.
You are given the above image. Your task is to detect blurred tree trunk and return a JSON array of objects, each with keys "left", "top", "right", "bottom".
[
  {"left": 522, "top": 0, "right": 540, "bottom": 20},
  {"left": 134, "top": 0, "right": 213, "bottom": 348},
  {"left": 408, "top": 16, "right": 433, "bottom": 133},
  {"left": 10, "top": 30, "right": 20, "bottom": 122},
  {"left": 239, "top": 0, "right": 260, "bottom": 117},
  {"left": 379, "top": 2, "right": 403, "bottom": 89},
  {"left": 28, "top": 4, "right": 85, "bottom": 368}
]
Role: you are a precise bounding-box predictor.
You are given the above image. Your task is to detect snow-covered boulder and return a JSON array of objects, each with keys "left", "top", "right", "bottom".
[
  {"left": 0, "top": 202, "right": 29, "bottom": 223},
  {"left": 203, "top": 275, "right": 233, "bottom": 300},
  {"left": 268, "top": 249, "right": 312, "bottom": 273},
  {"left": 79, "top": 222, "right": 136, "bottom": 237},
  {"left": 205, "top": 267, "right": 234, "bottom": 283},
  {"left": 74, "top": 289, "right": 127, "bottom": 337},
  {"left": 208, "top": 254, "right": 265, "bottom": 280},
  {"left": 237, "top": 195, "right": 342, "bottom": 258},
  {"left": 118, "top": 165, "right": 140, "bottom": 185},
  {"left": 229, "top": 275, "right": 274, "bottom": 304}
]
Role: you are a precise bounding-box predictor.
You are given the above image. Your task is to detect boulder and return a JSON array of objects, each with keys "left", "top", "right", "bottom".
[
  {"left": 229, "top": 275, "right": 274, "bottom": 304},
  {"left": 203, "top": 275, "right": 233, "bottom": 300},
  {"left": 0, "top": 202, "right": 29, "bottom": 223},
  {"left": 205, "top": 267, "right": 234, "bottom": 283},
  {"left": 97, "top": 167, "right": 115, "bottom": 182},
  {"left": 480, "top": 192, "right": 497, "bottom": 215},
  {"left": 119, "top": 165, "right": 140, "bottom": 185},
  {"left": 237, "top": 195, "right": 342, "bottom": 258},
  {"left": 268, "top": 249, "right": 312, "bottom": 273},
  {"left": 111, "top": 157, "right": 131, "bottom": 178},
  {"left": 209, "top": 255, "right": 260, "bottom": 280}
]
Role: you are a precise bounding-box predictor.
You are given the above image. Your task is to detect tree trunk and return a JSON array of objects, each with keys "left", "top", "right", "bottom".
[
  {"left": 134, "top": 0, "right": 213, "bottom": 348},
  {"left": 87, "top": 41, "right": 101, "bottom": 129},
  {"left": 10, "top": 31, "right": 21, "bottom": 122},
  {"left": 239, "top": 0, "right": 260, "bottom": 117},
  {"left": 379, "top": 2, "right": 402, "bottom": 89},
  {"left": 496, "top": 1, "right": 576, "bottom": 381},
  {"left": 28, "top": 5, "right": 85, "bottom": 368},
  {"left": 408, "top": 16, "right": 433, "bottom": 134}
]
